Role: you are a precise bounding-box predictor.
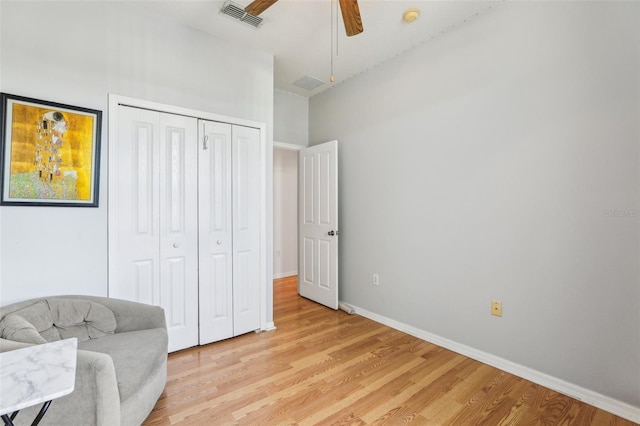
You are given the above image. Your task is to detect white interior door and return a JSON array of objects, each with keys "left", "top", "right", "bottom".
[
  {"left": 198, "top": 121, "right": 233, "bottom": 344},
  {"left": 111, "top": 106, "right": 199, "bottom": 352},
  {"left": 298, "top": 140, "right": 339, "bottom": 309}
]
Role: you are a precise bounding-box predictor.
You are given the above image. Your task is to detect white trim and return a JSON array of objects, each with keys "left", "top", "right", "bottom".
[
  {"left": 274, "top": 141, "right": 304, "bottom": 151},
  {"left": 273, "top": 271, "right": 298, "bottom": 280},
  {"left": 262, "top": 322, "right": 277, "bottom": 332},
  {"left": 108, "top": 94, "right": 270, "bottom": 333},
  {"left": 345, "top": 302, "right": 640, "bottom": 424},
  {"left": 107, "top": 97, "right": 120, "bottom": 299},
  {"left": 259, "top": 120, "right": 269, "bottom": 332},
  {"left": 111, "top": 95, "right": 263, "bottom": 129}
]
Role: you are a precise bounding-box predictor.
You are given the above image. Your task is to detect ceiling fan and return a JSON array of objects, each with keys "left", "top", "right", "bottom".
[{"left": 244, "top": 0, "right": 364, "bottom": 36}]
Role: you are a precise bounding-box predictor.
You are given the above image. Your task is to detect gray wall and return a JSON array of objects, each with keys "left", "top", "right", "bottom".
[
  {"left": 0, "top": 1, "right": 275, "bottom": 326},
  {"left": 310, "top": 2, "right": 639, "bottom": 409},
  {"left": 274, "top": 89, "right": 309, "bottom": 146}
]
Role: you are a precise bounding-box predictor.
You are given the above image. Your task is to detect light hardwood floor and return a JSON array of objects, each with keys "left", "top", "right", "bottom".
[{"left": 144, "top": 276, "right": 637, "bottom": 425}]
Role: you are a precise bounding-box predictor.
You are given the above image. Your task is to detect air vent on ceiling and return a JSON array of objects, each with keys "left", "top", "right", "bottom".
[
  {"left": 293, "top": 75, "right": 325, "bottom": 91},
  {"left": 220, "top": 1, "right": 263, "bottom": 29}
]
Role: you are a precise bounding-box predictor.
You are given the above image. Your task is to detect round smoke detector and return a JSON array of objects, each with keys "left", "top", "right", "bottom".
[{"left": 403, "top": 8, "right": 420, "bottom": 23}]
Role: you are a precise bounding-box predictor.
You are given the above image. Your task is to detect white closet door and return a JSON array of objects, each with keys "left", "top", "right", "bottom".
[
  {"left": 199, "top": 122, "right": 261, "bottom": 340},
  {"left": 111, "top": 106, "right": 199, "bottom": 352},
  {"left": 112, "top": 107, "right": 160, "bottom": 304},
  {"left": 232, "top": 125, "right": 261, "bottom": 336},
  {"left": 158, "top": 113, "right": 199, "bottom": 352},
  {"left": 198, "top": 121, "right": 234, "bottom": 344}
]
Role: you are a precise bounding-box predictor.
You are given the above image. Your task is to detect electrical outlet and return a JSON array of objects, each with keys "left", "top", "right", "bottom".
[
  {"left": 372, "top": 274, "right": 379, "bottom": 286},
  {"left": 491, "top": 300, "right": 502, "bottom": 317}
]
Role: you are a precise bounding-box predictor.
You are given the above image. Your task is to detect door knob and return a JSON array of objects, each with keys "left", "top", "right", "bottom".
[
  {"left": 173, "top": 243, "right": 180, "bottom": 248},
  {"left": 216, "top": 240, "right": 222, "bottom": 245},
  {"left": 328, "top": 230, "right": 340, "bottom": 236}
]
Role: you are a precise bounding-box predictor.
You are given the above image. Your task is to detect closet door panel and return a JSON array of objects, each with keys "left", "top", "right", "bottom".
[
  {"left": 112, "top": 107, "right": 161, "bottom": 305},
  {"left": 199, "top": 121, "right": 234, "bottom": 344},
  {"left": 159, "top": 113, "right": 199, "bottom": 352},
  {"left": 232, "top": 125, "right": 261, "bottom": 336}
]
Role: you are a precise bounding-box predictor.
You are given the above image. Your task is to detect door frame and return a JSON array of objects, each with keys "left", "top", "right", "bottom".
[
  {"left": 108, "top": 94, "right": 273, "bottom": 333},
  {"left": 273, "top": 141, "right": 304, "bottom": 152}
]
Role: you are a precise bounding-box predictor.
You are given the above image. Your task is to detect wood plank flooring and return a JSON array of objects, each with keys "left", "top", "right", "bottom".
[{"left": 144, "top": 276, "right": 637, "bottom": 425}]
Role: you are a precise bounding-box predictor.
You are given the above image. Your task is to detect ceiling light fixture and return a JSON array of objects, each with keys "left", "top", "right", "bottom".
[{"left": 403, "top": 8, "right": 420, "bottom": 23}]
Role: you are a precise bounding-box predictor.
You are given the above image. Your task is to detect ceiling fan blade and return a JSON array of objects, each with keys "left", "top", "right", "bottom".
[
  {"left": 338, "top": 0, "right": 363, "bottom": 37},
  {"left": 245, "top": 0, "right": 278, "bottom": 16}
]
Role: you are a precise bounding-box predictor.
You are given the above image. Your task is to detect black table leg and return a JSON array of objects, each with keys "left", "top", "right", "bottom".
[
  {"left": 30, "top": 401, "right": 51, "bottom": 426},
  {"left": 1, "top": 400, "right": 52, "bottom": 426}
]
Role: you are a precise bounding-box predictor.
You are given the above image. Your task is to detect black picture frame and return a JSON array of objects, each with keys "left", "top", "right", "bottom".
[{"left": 0, "top": 93, "right": 102, "bottom": 207}]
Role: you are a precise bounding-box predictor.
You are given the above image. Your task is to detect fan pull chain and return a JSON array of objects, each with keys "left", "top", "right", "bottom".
[
  {"left": 335, "top": 0, "right": 339, "bottom": 57},
  {"left": 330, "top": 0, "right": 334, "bottom": 82}
]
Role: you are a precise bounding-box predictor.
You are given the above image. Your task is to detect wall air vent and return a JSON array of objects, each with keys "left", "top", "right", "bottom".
[{"left": 220, "top": 1, "right": 263, "bottom": 29}]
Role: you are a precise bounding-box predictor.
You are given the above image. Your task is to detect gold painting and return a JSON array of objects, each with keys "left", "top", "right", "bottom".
[{"left": 1, "top": 94, "right": 102, "bottom": 206}]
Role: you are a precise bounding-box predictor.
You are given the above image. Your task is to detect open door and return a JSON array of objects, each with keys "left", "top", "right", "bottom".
[{"left": 298, "top": 140, "right": 338, "bottom": 309}]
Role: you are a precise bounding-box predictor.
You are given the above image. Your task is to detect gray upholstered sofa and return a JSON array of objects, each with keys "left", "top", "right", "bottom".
[{"left": 0, "top": 295, "right": 168, "bottom": 426}]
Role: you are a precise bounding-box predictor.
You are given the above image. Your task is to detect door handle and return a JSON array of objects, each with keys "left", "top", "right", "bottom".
[{"left": 327, "top": 230, "right": 340, "bottom": 236}]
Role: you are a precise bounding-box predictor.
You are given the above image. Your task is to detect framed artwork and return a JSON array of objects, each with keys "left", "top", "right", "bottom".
[{"left": 0, "top": 93, "right": 102, "bottom": 207}]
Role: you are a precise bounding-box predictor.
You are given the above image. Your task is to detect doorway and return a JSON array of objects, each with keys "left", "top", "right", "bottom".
[
  {"left": 273, "top": 144, "right": 300, "bottom": 280},
  {"left": 272, "top": 140, "right": 339, "bottom": 311}
]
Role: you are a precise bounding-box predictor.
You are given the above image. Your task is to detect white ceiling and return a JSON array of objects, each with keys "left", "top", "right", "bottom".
[{"left": 148, "top": 0, "right": 501, "bottom": 97}]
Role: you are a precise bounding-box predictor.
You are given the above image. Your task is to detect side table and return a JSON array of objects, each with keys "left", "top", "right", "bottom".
[{"left": 0, "top": 338, "right": 77, "bottom": 426}]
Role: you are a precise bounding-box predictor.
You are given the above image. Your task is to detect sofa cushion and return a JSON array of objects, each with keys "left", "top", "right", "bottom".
[
  {"left": 78, "top": 328, "right": 168, "bottom": 402},
  {"left": 47, "top": 299, "right": 117, "bottom": 341},
  {"left": 0, "top": 313, "right": 47, "bottom": 344},
  {"left": 0, "top": 299, "right": 117, "bottom": 344},
  {"left": 0, "top": 301, "right": 59, "bottom": 342}
]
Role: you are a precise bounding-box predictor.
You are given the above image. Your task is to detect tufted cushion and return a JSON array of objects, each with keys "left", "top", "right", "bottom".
[
  {"left": 1, "top": 300, "right": 59, "bottom": 342},
  {"left": 0, "top": 313, "right": 47, "bottom": 344},
  {"left": 47, "top": 299, "right": 117, "bottom": 341},
  {"left": 0, "top": 299, "right": 117, "bottom": 343}
]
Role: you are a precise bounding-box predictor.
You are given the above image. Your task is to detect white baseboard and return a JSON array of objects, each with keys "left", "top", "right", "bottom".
[
  {"left": 262, "top": 322, "right": 276, "bottom": 332},
  {"left": 273, "top": 271, "right": 297, "bottom": 280},
  {"left": 345, "top": 302, "right": 640, "bottom": 424}
]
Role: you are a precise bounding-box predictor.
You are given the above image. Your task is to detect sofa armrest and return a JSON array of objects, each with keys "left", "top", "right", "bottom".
[
  {"left": 65, "top": 350, "right": 122, "bottom": 426},
  {"left": 1, "top": 348, "right": 121, "bottom": 426},
  {"left": 0, "top": 337, "right": 32, "bottom": 352}
]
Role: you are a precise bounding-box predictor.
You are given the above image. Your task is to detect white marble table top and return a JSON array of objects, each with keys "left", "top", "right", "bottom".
[{"left": 0, "top": 338, "right": 77, "bottom": 416}]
